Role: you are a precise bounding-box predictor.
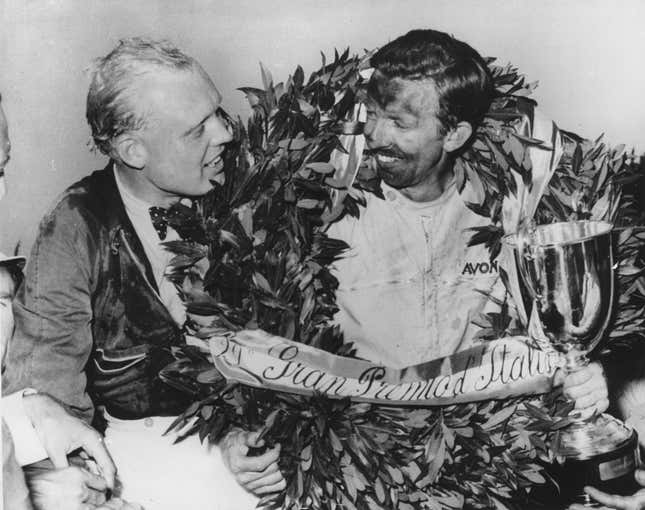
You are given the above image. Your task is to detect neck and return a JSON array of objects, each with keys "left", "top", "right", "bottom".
[
  {"left": 398, "top": 157, "right": 454, "bottom": 203},
  {"left": 114, "top": 161, "right": 179, "bottom": 208}
]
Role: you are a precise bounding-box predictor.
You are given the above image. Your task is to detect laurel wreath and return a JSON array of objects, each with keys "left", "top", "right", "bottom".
[{"left": 161, "top": 48, "right": 645, "bottom": 509}]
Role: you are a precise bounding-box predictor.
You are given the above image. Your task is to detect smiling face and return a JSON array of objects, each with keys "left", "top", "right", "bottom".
[
  {"left": 363, "top": 72, "right": 454, "bottom": 201},
  {"left": 121, "top": 66, "right": 233, "bottom": 205}
]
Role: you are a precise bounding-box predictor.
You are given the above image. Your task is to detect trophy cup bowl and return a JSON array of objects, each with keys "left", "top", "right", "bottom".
[{"left": 511, "top": 220, "right": 639, "bottom": 507}]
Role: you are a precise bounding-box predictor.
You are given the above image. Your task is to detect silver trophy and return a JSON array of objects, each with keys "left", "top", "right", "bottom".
[{"left": 511, "top": 220, "right": 638, "bottom": 506}]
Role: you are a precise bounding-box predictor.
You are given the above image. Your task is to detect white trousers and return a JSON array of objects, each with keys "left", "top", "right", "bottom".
[{"left": 103, "top": 413, "right": 259, "bottom": 510}]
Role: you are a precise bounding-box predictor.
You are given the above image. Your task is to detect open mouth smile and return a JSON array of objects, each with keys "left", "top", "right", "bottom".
[
  {"left": 375, "top": 154, "right": 403, "bottom": 164},
  {"left": 365, "top": 147, "right": 406, "bottom": 166}
]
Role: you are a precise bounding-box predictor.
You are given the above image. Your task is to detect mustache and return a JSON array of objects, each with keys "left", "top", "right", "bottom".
[{"left": 364, "top": 146, "right": 407, "bottom": 159}]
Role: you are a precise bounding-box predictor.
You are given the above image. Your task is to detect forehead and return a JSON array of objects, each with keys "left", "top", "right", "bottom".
[
  {"left": 366, "top": 73, "right": 440, "bottom": 118},
  {"left": 132, "top": 66, "right": 222, "bottom": 127}
]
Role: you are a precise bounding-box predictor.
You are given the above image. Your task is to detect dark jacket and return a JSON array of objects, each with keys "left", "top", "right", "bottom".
[{"left": 3, "top": 164, "right": 191, "bottom": 421}]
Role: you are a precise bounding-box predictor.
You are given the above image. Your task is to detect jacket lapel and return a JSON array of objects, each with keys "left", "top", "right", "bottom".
[{"left": 91, "top": 162, "right": 160, "bottom": 295}]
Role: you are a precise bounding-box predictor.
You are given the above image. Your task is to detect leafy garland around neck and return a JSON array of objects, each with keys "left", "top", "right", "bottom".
[{"left": 162, "top": 48, "right": 645, "bottom": 509}]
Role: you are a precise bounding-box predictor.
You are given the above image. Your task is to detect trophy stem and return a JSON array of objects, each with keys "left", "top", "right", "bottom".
[{"left": 563, "top": 349, "right": 594, "bottom": 426}]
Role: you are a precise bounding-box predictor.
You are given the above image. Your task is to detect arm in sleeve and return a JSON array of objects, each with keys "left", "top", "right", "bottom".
[{"left": 2, "top": 202, "right": 97, "bottom": 422}]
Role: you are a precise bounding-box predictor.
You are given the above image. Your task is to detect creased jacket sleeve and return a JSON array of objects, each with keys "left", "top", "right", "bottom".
[{"left": 2, "top": 199, "right": 97, "bottom": 423}]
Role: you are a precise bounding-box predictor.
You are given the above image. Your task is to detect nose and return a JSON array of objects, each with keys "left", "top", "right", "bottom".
[
  {"left": 208, "top": 115, "right": 233, "bottom": 146},
  {"left": 364, "top": 117, "right": 389, "bottom": 148}
]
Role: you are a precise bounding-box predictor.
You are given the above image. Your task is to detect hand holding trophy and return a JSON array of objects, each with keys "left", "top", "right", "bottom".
[{"left": 512, "top": 220, "right": 639, "bottom": 507}]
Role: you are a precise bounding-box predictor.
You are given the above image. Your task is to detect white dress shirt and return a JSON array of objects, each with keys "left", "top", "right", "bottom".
[{"left": 114, "top": 170, "right": 186, "bottom": 326}]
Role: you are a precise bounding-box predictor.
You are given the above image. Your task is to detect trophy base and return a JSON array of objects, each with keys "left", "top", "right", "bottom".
[{"left": 544, "top": 415, "right": 639, "bottom": 508}]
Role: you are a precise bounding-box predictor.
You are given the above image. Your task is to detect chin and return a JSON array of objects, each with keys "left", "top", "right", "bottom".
[
  {"left": 378, "top": 171, "right": 407, "bottom": 189},
  {"left": 173, "top": 183, "right": 213, "bottom": 198},
  {"left": 188, "top": 186, "right": 213, "bottom": 197}
]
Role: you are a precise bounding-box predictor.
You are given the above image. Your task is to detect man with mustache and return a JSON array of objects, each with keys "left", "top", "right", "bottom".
[
  {"left": 3, "top": 38, "right": 282, "bottom": 509},
  {"left": 329, "top": 29, "right": 607, "bottom": 414}
]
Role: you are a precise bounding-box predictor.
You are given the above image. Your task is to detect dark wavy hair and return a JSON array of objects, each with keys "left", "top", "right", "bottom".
[{"left": 370, "top": 29, "right": 494, "bottom": 131}]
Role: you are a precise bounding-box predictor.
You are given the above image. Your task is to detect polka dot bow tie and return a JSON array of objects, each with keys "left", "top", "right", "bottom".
[{"left": 149, "top": 206, "right": 171, "bottom": 240}]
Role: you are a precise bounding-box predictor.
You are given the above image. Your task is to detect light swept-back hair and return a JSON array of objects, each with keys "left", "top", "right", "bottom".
[{"left": 86, "top": 37, "right": 198, "bottom": 155}]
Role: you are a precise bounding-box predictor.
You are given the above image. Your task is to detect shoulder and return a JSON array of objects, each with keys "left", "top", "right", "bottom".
[
  {"left": 39, "top": 179, "right": 95, "bottom": 234},
  {"left": 35, "top": 167, "right": 115, "bottom": 245}
]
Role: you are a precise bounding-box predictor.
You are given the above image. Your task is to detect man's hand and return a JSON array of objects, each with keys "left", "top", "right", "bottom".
[
  {"left": 22, "top": 392, "right": 116, "bottom": 489},
  {"left": 220, "top": 428, "right": 285, "bottom": 495},
  {"left": 27, "top": 465, "right": 109, "bottom": 510},
  {"left": 558, "top": 362, "right": 609, "bottom": 417},
  {"left": 569, "top": 470, "right": 645, "bottom": 509}
]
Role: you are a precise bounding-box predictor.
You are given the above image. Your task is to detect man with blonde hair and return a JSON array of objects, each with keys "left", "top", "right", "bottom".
[{"left": 3, "top": 38, "right": 282, "bottom": 509}]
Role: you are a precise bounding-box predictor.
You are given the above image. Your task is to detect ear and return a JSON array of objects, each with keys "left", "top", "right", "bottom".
[
  {"left": 113, "top": 134, "right": 147, "bottom": 170},
  {"left": 442, "top": 121, "right": 473, "bottom": 153}
]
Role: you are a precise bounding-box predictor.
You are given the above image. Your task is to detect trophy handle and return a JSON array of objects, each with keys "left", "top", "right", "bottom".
[{"left": 511, "top": 228, "right": 542, "bottom": 302}]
